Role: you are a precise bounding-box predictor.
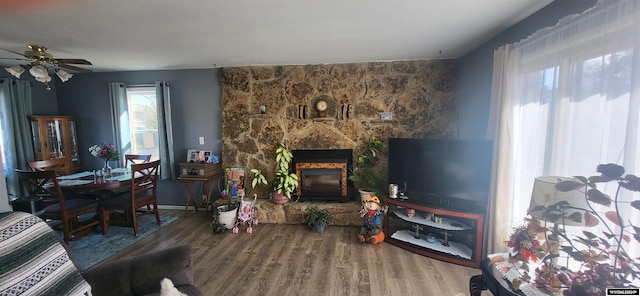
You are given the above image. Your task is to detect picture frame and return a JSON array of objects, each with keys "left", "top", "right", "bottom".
[
  {"left": 225, "top": 167, "right": 245, "bottom": 198},
  {"left": 200, "top": 150, "right": 212, "bottom": 163},
  {"left": 381, "top": 112, "right": 393, "bottom": 120},
  {"left": 187, "top": 149, "right": 200, "bottom": 163}
]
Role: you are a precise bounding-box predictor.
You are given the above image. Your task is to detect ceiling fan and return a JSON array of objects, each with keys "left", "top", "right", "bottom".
[{"left": 1, "top": 44, "right": 92, "bottom": 90}]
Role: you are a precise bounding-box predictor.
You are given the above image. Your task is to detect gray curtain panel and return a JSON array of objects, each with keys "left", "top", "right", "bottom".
[
  {"left": 0, "top": 78, "right": 34, "bottom": 198},
  {"left": 155, "top": 81, "right": 176, "bottom": 180}
]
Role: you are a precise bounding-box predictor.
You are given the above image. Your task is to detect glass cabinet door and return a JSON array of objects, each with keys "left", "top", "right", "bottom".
[
  {"left": 31, "top": 121, "right": 43, "bottom": 160},
  {"left": 45, "top": 119, "right": 65, "bottom": 159},
  {"left": 67, "top": 121, "right": 79, "bottom": 167},
  {"left": 30, "top": 116, "right": 80, "bottom": 174}
]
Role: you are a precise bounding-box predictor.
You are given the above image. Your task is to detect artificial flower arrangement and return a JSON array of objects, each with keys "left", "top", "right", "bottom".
[
  {"left": 505, "top": 218, "right": 544, "bottom": 263},
  {"left": 504, "top": 164, "right": 640, "bottom": 295},
  {"left": 89, "top": 143, "right": 120, "bottom": 161}
]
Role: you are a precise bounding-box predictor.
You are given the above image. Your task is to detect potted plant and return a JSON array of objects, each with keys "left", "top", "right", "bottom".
[
  {"left": 270, "top": 142, "right": 299, "bottom": 204},
  {"left": 214, "top": 201, "right": 238, "bottom": 231},
  {"left": 215, "top": 169, "right": 240, "bottom": 230},
  {"left": 349, "top": 134, "right": 386, "bottom": 201},
  {"left": 505, "top": 164, "right": 640, "bottom": 294},
  {"left": 304, "top": 206, "right": 336, "bottom": 234}
]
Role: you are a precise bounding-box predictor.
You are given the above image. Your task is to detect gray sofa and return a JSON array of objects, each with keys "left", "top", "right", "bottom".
[
  {"left": 0, "top": 211, "right": 202, "bottom": 296},
  {"left": 81, "top": 245, "right": 202, "bottom": 296}
]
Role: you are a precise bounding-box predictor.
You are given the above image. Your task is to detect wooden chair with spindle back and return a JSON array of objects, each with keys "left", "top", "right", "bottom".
[
  {"left": 28, "top": 158, "right": 70, "bottom": 176},
  {"left": 99, "top": 159, "right": 161, "bottom": 236},
  {"left": 124, "top": 154, "right": 152, "bottom": 168},
  {"left": 16, "top": 169, "right": 99, "bottom": 244}
]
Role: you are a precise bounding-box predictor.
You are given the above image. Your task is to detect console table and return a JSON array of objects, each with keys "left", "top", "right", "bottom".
[{"left": 178, "top": 174, "right": 218, "bottom": 217}]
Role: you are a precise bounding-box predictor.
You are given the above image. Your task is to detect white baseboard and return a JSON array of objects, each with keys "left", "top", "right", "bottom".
[{"left": 158, "top": 205, "right": 196, "bottom": 210}]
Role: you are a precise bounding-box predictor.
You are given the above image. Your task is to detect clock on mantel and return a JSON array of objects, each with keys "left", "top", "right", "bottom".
[{"left": 315, "top": 98, "right": 328, "bottom": 117}]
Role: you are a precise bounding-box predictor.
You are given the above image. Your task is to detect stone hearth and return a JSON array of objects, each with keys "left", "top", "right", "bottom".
[{"left": 216, "top": 199, "right": 363, "bottom": 226}]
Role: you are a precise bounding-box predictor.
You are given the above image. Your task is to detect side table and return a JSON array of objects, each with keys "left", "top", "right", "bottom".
[
  {"left": 469, "top": 257, "right": 523, "bottom": 296},
  {"left": 178, "top": 174, "right": 218, "bottom": 217}
]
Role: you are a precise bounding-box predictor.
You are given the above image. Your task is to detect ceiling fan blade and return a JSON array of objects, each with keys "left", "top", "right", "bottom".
[
  {"left": 0, "top": 57, "right": 28, "bottom": 61},
  {"left": 0, "top": 47, "right": 28, "bottom": 58},
  {"left": 55, "top": 58, "right": 92, "bottom": 65},
  {"left": 58, "top": 63, "right": 92, "bottom": 73}
]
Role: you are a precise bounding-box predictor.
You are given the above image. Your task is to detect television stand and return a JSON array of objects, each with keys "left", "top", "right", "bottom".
[{"left": 383, "top": 197, "right": 484, "bottom": 268}]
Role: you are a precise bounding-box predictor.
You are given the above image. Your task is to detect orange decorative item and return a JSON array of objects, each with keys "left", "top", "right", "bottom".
[{"left": 357, "top": 194, "right": 388, "bottom": 244}]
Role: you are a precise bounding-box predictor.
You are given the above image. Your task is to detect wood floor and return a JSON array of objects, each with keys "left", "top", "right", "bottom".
[{"left": 105, "top": 209, "right": 490, "bottom": 296}]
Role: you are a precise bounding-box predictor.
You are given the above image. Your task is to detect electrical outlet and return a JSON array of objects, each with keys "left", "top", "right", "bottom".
[
  {"left": 199, "top": 136, "right": 205, "bottom": 145},
  {"left": 201, "top": 195, "right": 208, "bottom": 202}
]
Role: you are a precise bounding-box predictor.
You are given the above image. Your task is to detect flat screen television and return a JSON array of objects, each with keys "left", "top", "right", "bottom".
[{"left": 387, "top": 138, "right": 493, "bottom": 213}]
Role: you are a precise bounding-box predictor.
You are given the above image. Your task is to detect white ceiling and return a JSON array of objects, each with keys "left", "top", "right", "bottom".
[{"left": 0, "top": 0, "right": 552, "bottom": 72}]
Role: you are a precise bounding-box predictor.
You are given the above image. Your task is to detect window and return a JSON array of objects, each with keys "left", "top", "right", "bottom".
[
  {"left": 119, "top": 86, "right": 159, "bottom": 163},
  {"left": 110, "top": 81, "right": 174, "bottom": 179},
  {"left": 488, "top": 0, "right": 639, "bottom": 256}
]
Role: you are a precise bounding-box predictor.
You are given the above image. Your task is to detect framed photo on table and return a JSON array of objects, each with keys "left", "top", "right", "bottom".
[
  {"left": 187, "top": 149, "right": 200, "bottom": 163},
  {"left": 200, "top": 151, "right": 213, "bottom": 163}
]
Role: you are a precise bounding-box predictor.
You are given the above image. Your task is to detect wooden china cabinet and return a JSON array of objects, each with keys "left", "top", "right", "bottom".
[{"left": 29, "top": 116, "right": 80, "bottom": 174}]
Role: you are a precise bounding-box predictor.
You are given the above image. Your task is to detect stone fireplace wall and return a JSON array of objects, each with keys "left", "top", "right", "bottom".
[{"left": 220, "top": 60, "right": 458, "bottom": 198}]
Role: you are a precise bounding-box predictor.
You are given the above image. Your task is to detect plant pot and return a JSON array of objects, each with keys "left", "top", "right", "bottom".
[
  {"left": 358, "top": 189, "right": 376, "bottom": 202},
  {"left": 313, "top": 223, "right": 326, "bottom": 234},
  {"left": 216, "top": 205, "right": 238, "bottom": 229},
  {"left": 271, "top": 192, "right": 289, "bottom": 204}
]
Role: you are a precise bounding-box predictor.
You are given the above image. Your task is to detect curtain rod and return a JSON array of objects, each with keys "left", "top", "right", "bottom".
[{"left": 126, "top": 84, "right": 155, "bottom": 88}]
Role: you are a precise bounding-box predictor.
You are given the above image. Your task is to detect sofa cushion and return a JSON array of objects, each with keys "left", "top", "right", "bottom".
[
  {"left": 81, "top": 245, "right": 199, "bottom": 296},
  {"left": 130, "top": 245, "right": 194, "bottom": 295},
  {"left": 81, "top": 256, "right": 135, "bottom": 296},
  {"left": 0, "top": 211, "right": 92, "bottom": 296}
]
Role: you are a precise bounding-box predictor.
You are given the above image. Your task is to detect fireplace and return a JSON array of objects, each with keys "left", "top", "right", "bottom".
[{"left": 292, "top": 149, "right": 353, "bottom": 202}]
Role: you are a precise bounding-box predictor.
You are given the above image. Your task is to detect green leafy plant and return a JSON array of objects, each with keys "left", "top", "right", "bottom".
[
  {"left": 250, "top": 168, "right": 268, "bottom": 190},
  {"left": 272, "top": 142, "right": 299, "bottom": 199},
  {"left": 349, "top": 134, "right": 386, "bottom": 194},
  {"left": 304, "top": 206, "right": 336, "bottom": 228},
  {"left": 511, "top": 163, "right": 640, "bottom": 295}
]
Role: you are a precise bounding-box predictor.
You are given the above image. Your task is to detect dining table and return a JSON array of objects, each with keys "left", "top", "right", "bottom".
[
  {"left": 56, "top": 168, "right": 136, "bottom": 195},
  {"left": 53, "top": 168, "right": 143, "bottom": 231}
]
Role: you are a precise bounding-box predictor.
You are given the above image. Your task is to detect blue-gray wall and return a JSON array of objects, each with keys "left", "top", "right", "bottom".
[
  {"left": 55, "top": 69, "right": 222, "bottom": 206},
  {"left": 0, "top": 73, "right": 59, "bottom": 114},
  {"left": 456, "top": 0, "right": 597, "bottom": 139},
  {"left": 7, "top": 0, "right": 598, "bottom": 206}
]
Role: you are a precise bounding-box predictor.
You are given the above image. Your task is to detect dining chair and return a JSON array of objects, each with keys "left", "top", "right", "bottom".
[
  {"left": 16, "top": 169, "right": 100, "bottom": 244},
  {"left": 30, "top": 158, "right": 102, "bottom": 203},
  {"left": 124, "top": 154, "right": 152, "bottom": 168},
  {"left": 28, "top": 158, "right": 70, "bottom": 175},
  {"left": 99, "top": 159, "right": 161, "bottom": 236}
]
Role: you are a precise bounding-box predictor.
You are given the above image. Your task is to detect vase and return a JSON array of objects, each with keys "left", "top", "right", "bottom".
[
  {"left": 102, "top": 160, "right": 112, "bottom": 178},
  {"left": 271, "top": 192, "right": 289, "bottom": 204},
  {"left": 216, "top": 205, "right": 238, "bottom": 229},
  {"left": 313, "top": 223, "right": 326, "bottom": 234}
]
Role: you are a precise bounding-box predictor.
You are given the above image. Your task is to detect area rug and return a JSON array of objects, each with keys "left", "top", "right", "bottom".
[{"left": 59, "top": 214, "right": 179, "bottom": 270}]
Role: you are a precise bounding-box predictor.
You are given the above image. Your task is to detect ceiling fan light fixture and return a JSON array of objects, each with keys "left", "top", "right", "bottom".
[
  {"left": 56, "top": 69, "right": 73, "bottom": 82},
  {"left": 29, "top": 65, "right": 49, "bottom": 78},
  {"left": 34, "top": 74, "right": 52, "bottom": 83},
  {"left": 5, "top": 65, "right": 25, "bottom": 78},
  {"left": 2, "top": 44, "right": 92, "bottom": 90}
]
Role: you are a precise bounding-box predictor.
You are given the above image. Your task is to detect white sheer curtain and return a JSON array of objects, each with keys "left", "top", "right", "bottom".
[{"left": 487, "top": 0, "right": 640, "bottom": 254}]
